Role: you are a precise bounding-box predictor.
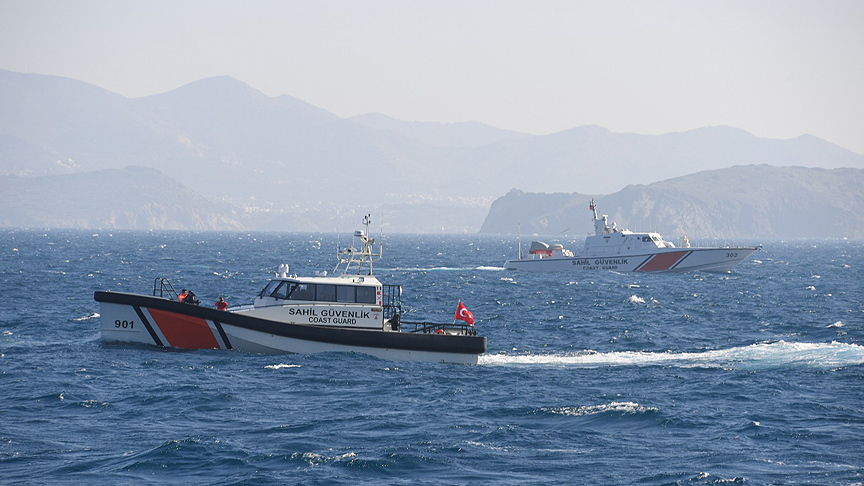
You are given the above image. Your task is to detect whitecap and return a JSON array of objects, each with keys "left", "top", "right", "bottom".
[
  {"left": 80, "top": 399, "right": 110, "bottom": 408},
  {"left": 265, "top": 363, "right": 301, "bottom": 369},
  {"left": 293, "top": 451, "right": 356, "bottom": 465},
  {"left": 628, "top": 295, "right": 645, "bottom": 304},
  {"left": 829, "top": 321, "right": 843, "bottom": 328},
  {"left": 74, "top": 312, "right": 100, "bottom": 321},
  {"left": 542, "top": 401, "right": 658, "bottom": 417}
]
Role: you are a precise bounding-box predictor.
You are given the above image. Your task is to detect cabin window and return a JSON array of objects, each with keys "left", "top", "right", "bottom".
[
  {"left": 261, "top": 280, "right": 377, "bottom": 304},
  {"left": 356, "top": 286, "right": 376, "bottom": 304},
  {"left": 317, "top": 284, "right": 336, "bottom": 302},
  {"left": 260, "top": 280, "right": 281, "bottom": 298},
  {"left": 287, "top": 283, "right": 315, "bottom": 301},
  {"left": 272, "top": 281, "right": 291, "bottom": 300},
  {"left": 642, "top": 236, "right": 651, "bottom": 242},
  {"left": 336, "top": 285, "right": 355, "bottom": 303}
]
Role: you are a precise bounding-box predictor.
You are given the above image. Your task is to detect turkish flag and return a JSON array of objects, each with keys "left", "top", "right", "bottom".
[{"left": 454, "top": 301, "right": 474, "bottom": 326}]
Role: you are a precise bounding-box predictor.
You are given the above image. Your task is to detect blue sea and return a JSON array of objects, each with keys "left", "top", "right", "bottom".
[{"left": 2, "top": 229, "right": 863, "bottom": 485}]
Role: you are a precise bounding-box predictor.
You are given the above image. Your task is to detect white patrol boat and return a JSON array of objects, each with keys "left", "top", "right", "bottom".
[
  {"left": 504, "top": 200, "right": 759, "bottom": 273},
  {"left": 96, "top": 216, "right": 486, "bottom": 364}
]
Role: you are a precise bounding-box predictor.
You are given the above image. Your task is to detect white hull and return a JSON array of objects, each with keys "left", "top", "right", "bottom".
[
  {"left": 504, "top": 247, "right": 758, "bottom": 273},
  {"left": 98, "top": 297, "right": 483, "bottom": 364}
]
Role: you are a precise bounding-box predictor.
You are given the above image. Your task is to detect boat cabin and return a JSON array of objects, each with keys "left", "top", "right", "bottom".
[
  {"left": 255, "top": 276, "right": 382, "bottom": 307},
  {"left": 527, "top": 241, "right": 574, "bottom": 259},
  {"left": 246, "top": 272, "right": 403, "bottom": 331},
  {"left": 583, "top": 230, "right": 676, "bottom": 254}
]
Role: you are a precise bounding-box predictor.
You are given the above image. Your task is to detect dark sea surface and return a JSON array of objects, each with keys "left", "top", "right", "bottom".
[{"left": 2, "top": 229, "right": 863, "bottom": 485}]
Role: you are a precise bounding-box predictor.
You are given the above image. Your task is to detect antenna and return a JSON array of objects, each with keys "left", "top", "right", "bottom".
[
  {"left": 516, "top": 223, "right": 522, "bottom": 261},
  {"left": 334, "top": 214, "right": 382, "bottom": 276}
]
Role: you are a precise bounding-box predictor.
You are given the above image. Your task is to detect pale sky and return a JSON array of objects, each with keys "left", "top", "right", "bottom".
[{"left": 2, "top": 0, "right": 863, "bottom": 154}]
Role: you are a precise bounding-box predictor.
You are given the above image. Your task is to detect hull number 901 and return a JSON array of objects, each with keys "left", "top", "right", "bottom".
[{"left": 114, "top": 319, "right": 134, "bottom": 329}]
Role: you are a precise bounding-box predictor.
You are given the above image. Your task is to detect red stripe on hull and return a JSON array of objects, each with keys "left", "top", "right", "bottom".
[
  {"left": 637, "top": 251, "right": 690, "bottom": 272},
  {"left": 148, "top": 308, "right": 220, "bottom": 349}
]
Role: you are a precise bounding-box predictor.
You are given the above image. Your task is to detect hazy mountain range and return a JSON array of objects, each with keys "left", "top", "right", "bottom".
[
  {"left": 480, "top": 165, "right": 864, "bottom": 239},
  {"left": 1, "top": 68, "right": 863, "bottom": 234}
]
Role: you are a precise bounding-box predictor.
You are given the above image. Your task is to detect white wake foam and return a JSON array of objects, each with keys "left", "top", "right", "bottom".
[
  {"left": 386, "top": 266, "right": 506, "bottom": 272},
  {"left": 479, "top": 341, "right": 864, "bottom": 370}
]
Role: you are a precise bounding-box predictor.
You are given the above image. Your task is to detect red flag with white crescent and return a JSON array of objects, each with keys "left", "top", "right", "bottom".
[{"left": 454, "top": 301, "right": 474, "bottom": 327}]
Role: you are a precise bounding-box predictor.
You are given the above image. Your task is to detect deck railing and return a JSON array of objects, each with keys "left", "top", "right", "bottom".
[{"left": 152, "top": 278, "right": 179, "bottom": 301}]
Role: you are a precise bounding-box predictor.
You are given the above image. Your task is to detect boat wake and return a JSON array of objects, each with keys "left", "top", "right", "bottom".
[
  {"left": 386, "top": 266, "right": 506, "bottom": 272},
  {"left": 479, "top": 341, "right": 864, "bottom": 370}
]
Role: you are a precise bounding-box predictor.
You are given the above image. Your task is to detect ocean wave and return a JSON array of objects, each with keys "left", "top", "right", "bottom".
[
  {"left": 479, "top": 341, "right": 864, "bottom": 370},
  {"left": 74, "top": 312, "right": 100, "bottom": 321},
  {"left": 540, "top": 401, "right": 658, "bottom": 417},
  {"left": 265, "top": 363, "right": 302, "bottom": 369}
]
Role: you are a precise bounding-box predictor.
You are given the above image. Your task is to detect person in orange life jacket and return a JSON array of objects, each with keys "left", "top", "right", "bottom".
[
  {"left": 178, "top": 289, "right": 188, "bottom": 302},
  {"left": 216, "top": 297, "right": 228, "bottom": 311}
]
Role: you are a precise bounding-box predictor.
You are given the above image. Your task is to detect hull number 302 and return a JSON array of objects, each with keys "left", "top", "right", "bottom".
[
  {"left": 114, "top": 319, "right": 134, "bottom": 329},
  {"left": 726, "top": 252, "right": 739, "bottom": 258}
]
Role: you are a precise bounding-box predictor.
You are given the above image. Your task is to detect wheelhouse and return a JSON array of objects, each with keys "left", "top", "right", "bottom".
[
  {"left": 253, "top": 276, "right": 403, "bottom": 326},
  {"left": 257, "top": 278, "right": 380, "bottom": 305}
]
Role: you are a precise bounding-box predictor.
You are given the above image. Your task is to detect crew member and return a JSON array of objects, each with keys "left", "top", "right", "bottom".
[
  {"left": 216, "top": 297, "right": 228, "bottom": 311},
  {"left": 178, "top": 289, "right": 188, "bottom": 302},
  {"left": 183, "top": 291, "right": 198, "bottom": 305}
]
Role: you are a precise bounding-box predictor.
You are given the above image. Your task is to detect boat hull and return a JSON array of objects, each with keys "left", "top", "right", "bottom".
[
  {"left": 504, "top": 247, "right": 759, "bottom": 273},
  {"left": 95, "top": 291, "right": 486, "bottom": 364}
]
